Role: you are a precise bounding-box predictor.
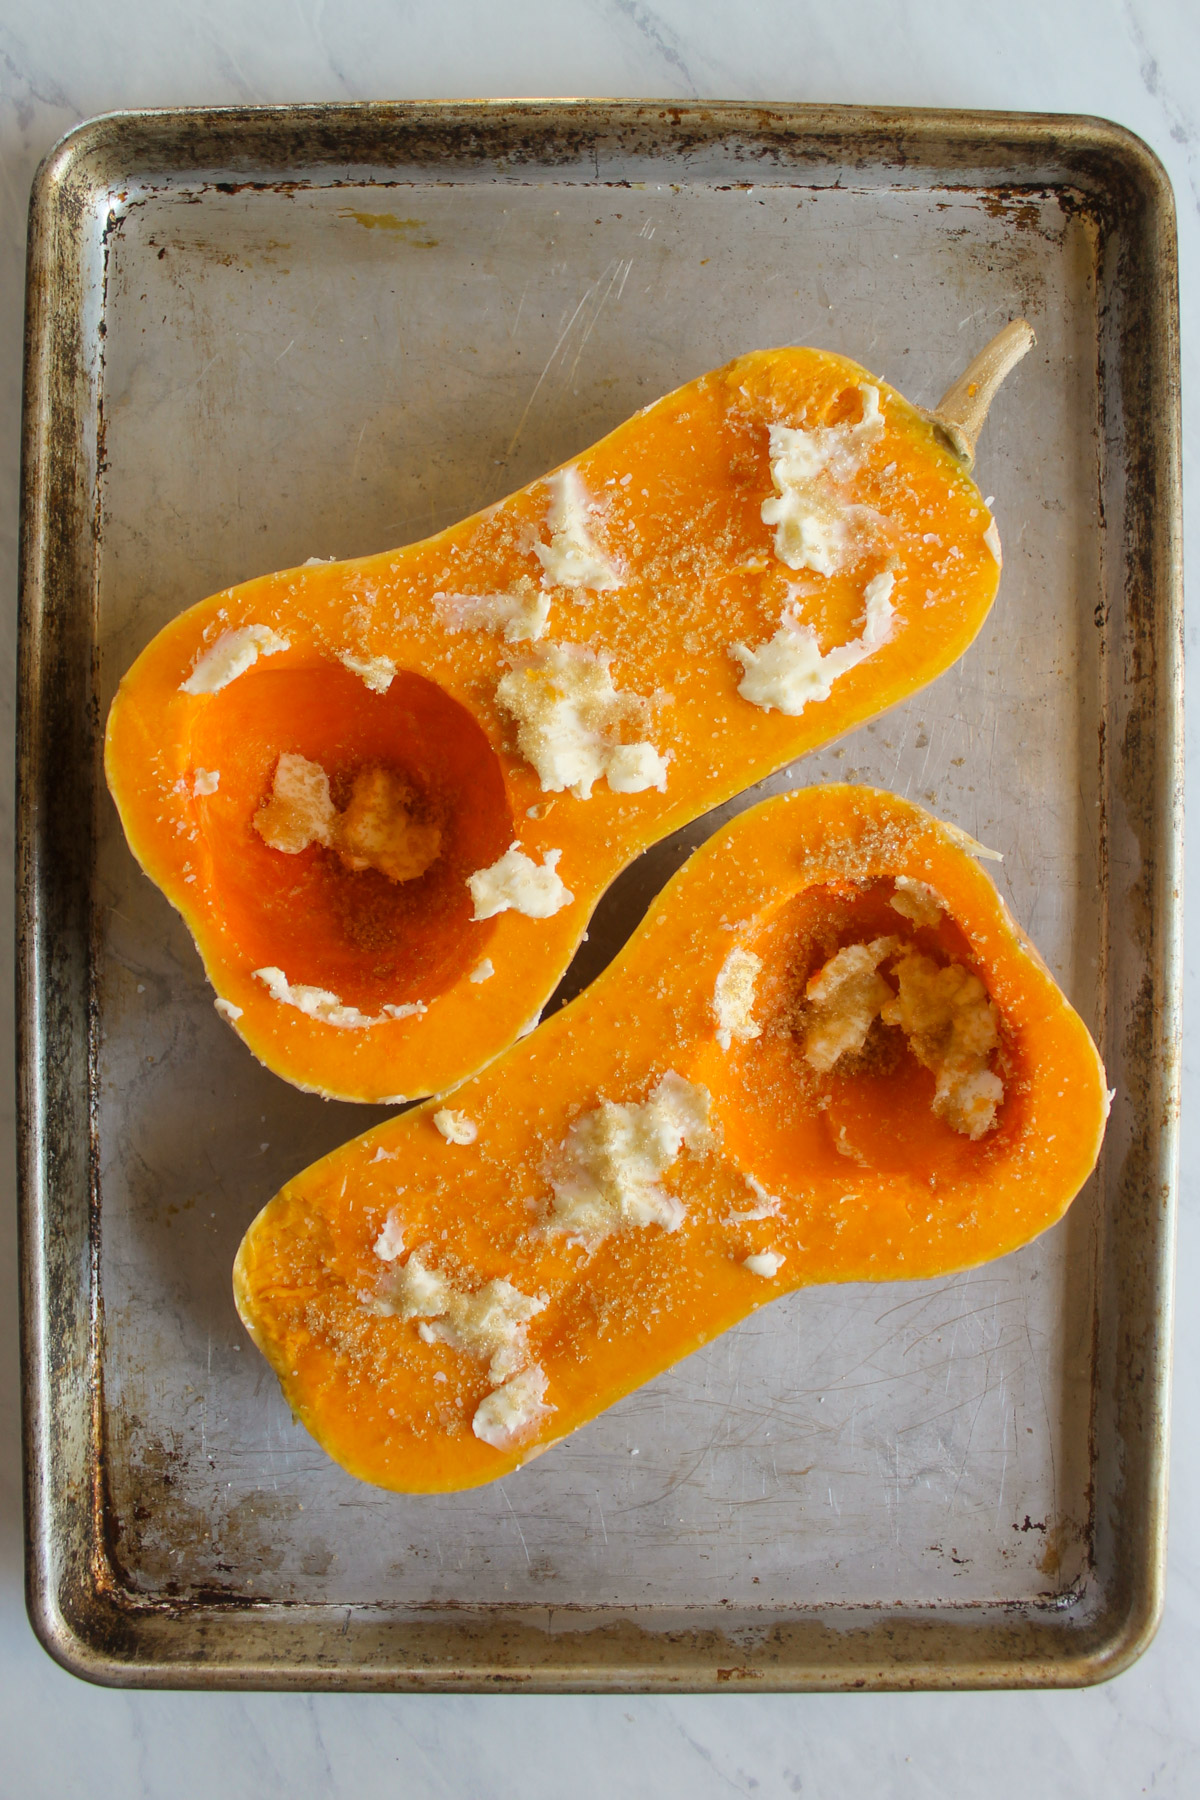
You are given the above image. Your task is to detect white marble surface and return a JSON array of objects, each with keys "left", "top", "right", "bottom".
[{"left": 1, "top": 0, "right": 1197, "bottom": 1793}]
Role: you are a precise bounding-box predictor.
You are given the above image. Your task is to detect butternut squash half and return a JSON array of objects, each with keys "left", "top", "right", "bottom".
[
  {"left": 233, "top": 784, "right": 1107, "bottom": 1494},
  {"left": 106, "top": 329, "right": 1028, "bottom": 1102}
]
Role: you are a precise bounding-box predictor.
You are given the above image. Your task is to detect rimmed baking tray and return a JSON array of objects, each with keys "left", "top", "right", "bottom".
[{"left": 18, "top": 101, "right": 1181, "bottom": 1690}]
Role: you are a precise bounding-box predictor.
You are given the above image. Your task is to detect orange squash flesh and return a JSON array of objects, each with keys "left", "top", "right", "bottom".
[
  {"left": 233, "top": 786, "right": 1107, "bottom": 1494},
  {"left": 106, "top": 348, "right": 1002, "bottom": 1102}
]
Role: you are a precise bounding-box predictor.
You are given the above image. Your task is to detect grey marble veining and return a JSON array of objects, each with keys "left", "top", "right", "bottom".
[{"left": 1, "top": 1, "right": 1197, "bottom": 1795}]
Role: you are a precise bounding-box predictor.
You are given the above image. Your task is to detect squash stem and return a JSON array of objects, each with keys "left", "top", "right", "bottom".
[{"left": 927, "top": 319, "right": 1035, "bottom": 469}]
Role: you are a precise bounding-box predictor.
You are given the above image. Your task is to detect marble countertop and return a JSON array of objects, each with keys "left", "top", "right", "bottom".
[{"left": 1, "top": 1, "right": 1196, "bottom": 1794}]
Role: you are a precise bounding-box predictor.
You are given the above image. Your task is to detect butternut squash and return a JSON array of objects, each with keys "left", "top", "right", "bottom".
[
  {"left": 233, "top": 784, "right": 1106, "bottom": 1494},
  {"left": 106, "top": 327, "right": 1030, "bottom": 1102}
]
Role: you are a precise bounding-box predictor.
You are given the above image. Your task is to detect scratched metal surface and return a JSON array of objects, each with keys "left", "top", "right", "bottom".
[{"left": 19, "top": 105, "right": 1181, "bottom": 1686}]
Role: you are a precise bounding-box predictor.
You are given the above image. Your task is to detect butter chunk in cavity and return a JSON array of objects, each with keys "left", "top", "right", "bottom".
[
  {"left": 338, "top": 650, "right": 397, "bottom": 693},
  {"left": 496, "top": 643, "right": 667, "bottom": 800},
  {"left": 473, "top": 1365, "right": 554, "bottom": 1450},
  {"left": 533, "top": 466, "right": 620, "bottom": 591},
  {"left": 469, "top": 958, "right": 495, "bottom": 983},
  {"left": 743, "top": 1251, "right": 786, "bottom": 1278},
  {"left": 180, "top": 624, "right": 289, "bottom": 694},
  {"left": 468, "top": 846, "right": 573, "bottom": 921},
  {"left": 254, "top": 755, "right": 441, "bottom": 884},
  {"left": 803, "top": 936, "right": 903, "bottom": 1072},
  {"left": 881, "top": 951, "right": 1003, "bottom": 1140},
  {"left": 252, "top": 965, "right": 426, "bottom": 1031},
  {"left": 336, "top": 767, "right": 442, "bottom": 884},
  {"left": 761, "top": 383, "right": 885, "bottom": 575},
  {"left": 889, "top": 876, "right": 945, "bottom": 928},
  {"left": 378, "top": 1252, "right": 546, "bottom": 1383},
  {"left": 436, "top": 578, "right": 551, "bottom": 644},
  {"left": 548, "top": 1071, "right": 714, "bottom": 1244},
  {"left": 713, "top": 947, "right": 763, "bottom": 1051},
  {"left": 433, "top": 1108, "right": 477, "bottom": 1145},
  {"left": 732, "top": 571, "right": 896, "bottom": 716},
  {"left": 254, "top": 753, "right": 336, "bottom": 854},
  {"left": 192, "top": 768, "right": 220, "bottom": 797},
  {"left": 803, "top": 937, "right": 1005, "bottom": 1140}
]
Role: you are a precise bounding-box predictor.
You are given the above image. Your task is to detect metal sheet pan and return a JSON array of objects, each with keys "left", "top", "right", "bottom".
[{"left": 17, "top": 101, "right": 1182, "bottom": 1690}]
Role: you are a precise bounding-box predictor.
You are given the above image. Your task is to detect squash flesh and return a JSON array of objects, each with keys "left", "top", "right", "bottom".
[
  {"left": 107, "top": 349, "right": 1002, "bottom": 1100},
  {"left": 233, "top": 786, "right": 1107, "bottom": 1493}
]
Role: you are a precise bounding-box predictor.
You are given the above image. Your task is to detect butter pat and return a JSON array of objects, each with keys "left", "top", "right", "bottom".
[
  {"left": 534, "top": 467, "right": 620, "bottom": 591},
  {"left": 254, "top": 754, "right": 441, "bottom": 884},
  {"left": 473, "top": 1365, "right": 554, "bottom": 1450},
  {"left": 253, "top": 966, "right": 379, "bottom": 1030},
  {"left": 732, "top": 571, "right": 896, "bottom": 716},
  {"left": 436, "top": 579, "right": 551, "bottom": 644},
  {"left": 803, "top": 936, "right": 1005, "bottom": 1139},
  {"left": 743, "top": 1251, "right": 785, "bottom": 1278},
  {"left": 379, "top": 1252, "right": 545, "bottom": 1382},
  {"left": 434, "top": 1109, "right": 477, "bottom": 1146},
  {"left": 181, "top": 624, "right": 289, "bottom": 694},
  {"left": 338, "top": 650, "right": 397, "bottom": 693},
  {"left": 254, "top": 752, "right": 335, "bottom": 854},
  {"left": 803, "top": 936, "right": 903, "bottom": 1071},
  {"left": 496, "top": 643, "right": 667, "bottom": 801},
  {"left": 373, "top": 1209, "right": 406, "bottom": 1262},
  {"left": 713, "top": 946, "right": 763, "bottom": 1051},
  {"left": 548, "top": 1070, "right": 714, "bottom": 1244},
  {"left": 761, "top": 384, "right": 884, "bottom": 575},
  {"left": 468, "top": 845, "right": 573, "bottom": 921},
  {"left": 889, "top": 876, "right": 945, "bottom": 928},
  {"left": 882, "top": 950, "right": 1004, "bottom": 1139},
  {"left": 723, "top": 1173, "right": 781, "bottom": 1225},
  {"left": 253, "top": 965, "right": 425, "bottom": 1030}
]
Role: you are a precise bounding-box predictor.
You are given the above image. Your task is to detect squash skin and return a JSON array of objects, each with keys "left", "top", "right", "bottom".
[
  {"left": 106, "top": 348, "right": 1002, "bottom": 1102},
  {"left": 232, "top": 786, "right": 1108, "bottom": 1494}
]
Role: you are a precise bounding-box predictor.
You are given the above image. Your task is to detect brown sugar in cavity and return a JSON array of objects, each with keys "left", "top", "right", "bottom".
[
  {"left": 770, "top": 881, "right": 939, "bottom": 1096},
  {"left": 256, "top": 753, "right": 444, "bottom": 889},
  {"left": 336, "top": 766, "right": 442, "bottom": 884}
]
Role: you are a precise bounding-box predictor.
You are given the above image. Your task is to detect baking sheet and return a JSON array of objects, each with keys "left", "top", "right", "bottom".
[{"left": 18, "top": 102, "right": 1181, "bottom": 1688}]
